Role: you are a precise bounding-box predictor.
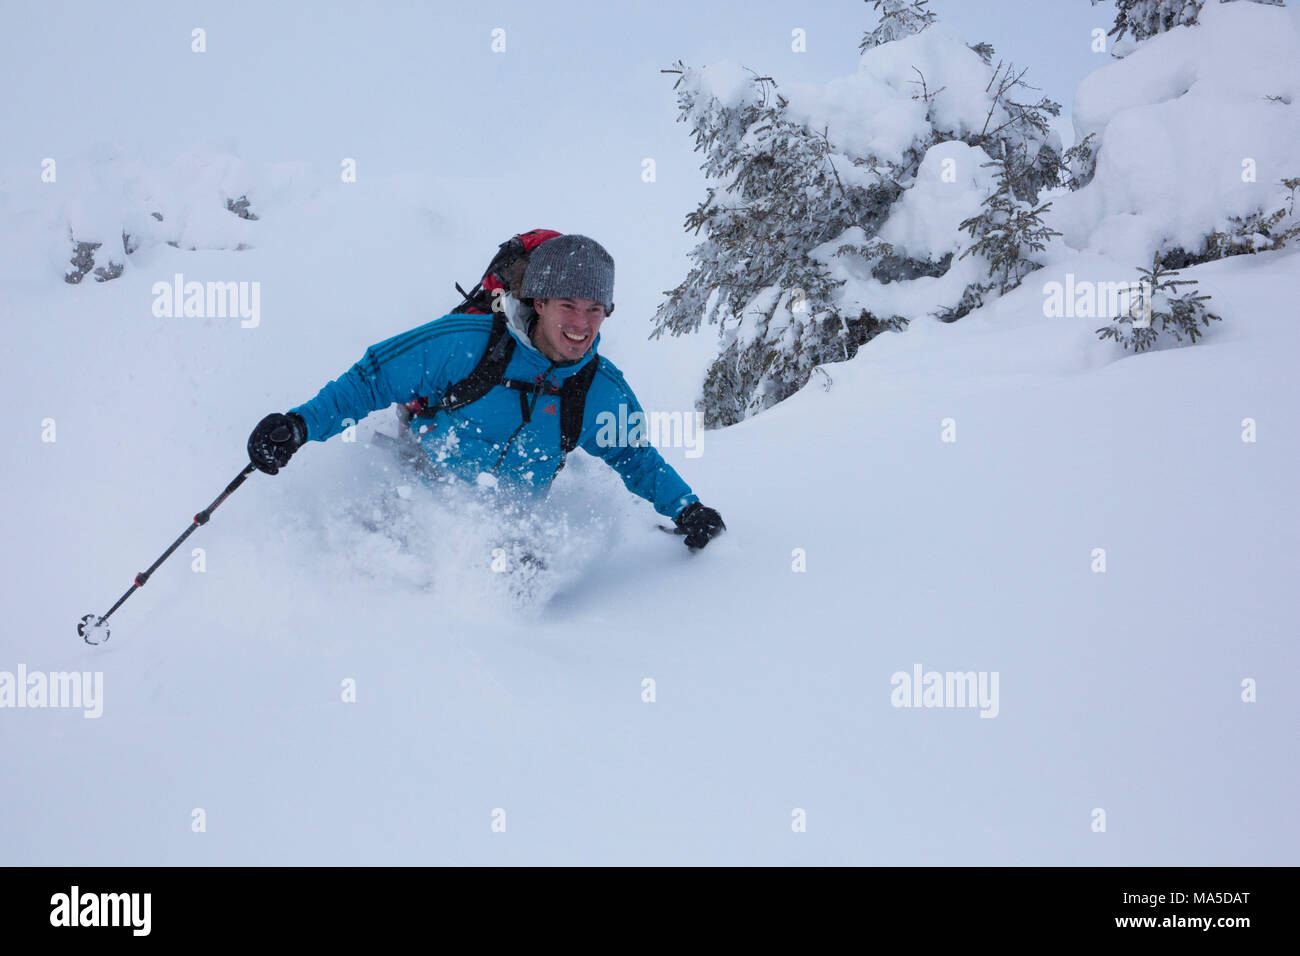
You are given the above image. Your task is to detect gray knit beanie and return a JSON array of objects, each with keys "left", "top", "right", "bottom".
[{"left": 520, "top": 234, "right": 615, "bottom": 315}]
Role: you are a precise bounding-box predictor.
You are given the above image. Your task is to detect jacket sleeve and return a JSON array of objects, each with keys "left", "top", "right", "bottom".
[
  {"left": 288, "top": 318, "right": 465, "bottom": 442},
  {"left": 579, "top": 373, "right": 699, "bottom": 520}
]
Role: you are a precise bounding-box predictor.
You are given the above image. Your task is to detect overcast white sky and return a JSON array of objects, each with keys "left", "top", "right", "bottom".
[
  {"left": 2, "top": 0, "right": 1112, "bottom": 169},
  {"left": 0, "top": 0, "right": 1116, "bottom": 328}
]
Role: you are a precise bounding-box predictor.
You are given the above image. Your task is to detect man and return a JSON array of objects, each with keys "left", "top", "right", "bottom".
[{"left": 246, "top": 233, "right": 725, "bottom": 550}]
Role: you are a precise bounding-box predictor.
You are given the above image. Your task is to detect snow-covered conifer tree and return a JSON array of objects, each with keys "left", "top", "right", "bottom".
[
  {"left": 653, "top": 62, "right": 909, "bottom": 426},
  {"left": 656, "top": 6, "right": 1064, "bottom": 426}
]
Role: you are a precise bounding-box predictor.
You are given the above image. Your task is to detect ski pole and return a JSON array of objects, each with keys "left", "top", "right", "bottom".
[{"left": 78, "top": 462, "right": 259, "bottom": 644}]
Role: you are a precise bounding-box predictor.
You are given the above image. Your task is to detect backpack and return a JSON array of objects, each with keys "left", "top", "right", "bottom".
[
  {"left": 398, "top": 229, "right": 601, "bottom": 475},
  {"left": 448, "top": 227, "right": 562, "bottom": 316}
]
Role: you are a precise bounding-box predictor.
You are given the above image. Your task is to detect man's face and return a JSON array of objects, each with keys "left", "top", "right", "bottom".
[{"left": 531, "top": 297, "right": 606, "bottom": 362}]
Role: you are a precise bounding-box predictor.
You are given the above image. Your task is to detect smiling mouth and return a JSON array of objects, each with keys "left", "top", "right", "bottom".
[{"left": 561, "top": 330, "right": 589, "bottom": 343}]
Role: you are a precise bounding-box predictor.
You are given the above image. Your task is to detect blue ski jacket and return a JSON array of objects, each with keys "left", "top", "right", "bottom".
[{"left": 289, "top": 310, "right": 699, "bottom": 519}]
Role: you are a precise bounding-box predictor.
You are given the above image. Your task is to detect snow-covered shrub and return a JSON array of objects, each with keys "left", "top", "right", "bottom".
[
  {"left": 225, "top": 195, "right": 260, "bottom": 221},
  {"left": 1095, "top": 255, "right": 1222, "bottom": 351},
  {"left": 43, "top": 147, "right": 284, "bottom": 284},
  {"left": 64, "top": 237, "right": 122, "bottom": 284},
  {"left": 1180, "top": 177, "right": 1300, "bottom": 263}
]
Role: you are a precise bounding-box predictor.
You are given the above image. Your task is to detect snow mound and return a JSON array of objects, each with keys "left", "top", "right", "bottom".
[{"left": 0, "top": 145, "right": 317, "bottom": 282}]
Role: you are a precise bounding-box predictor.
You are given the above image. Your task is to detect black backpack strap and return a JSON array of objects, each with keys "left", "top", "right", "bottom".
[
  {"left": 536, "top": 356, "right": 600, "bottom": 488},
  {"left": 498, "top": 356, "right": 600, "bottom": 486},
  {"left": 501, "top": 377, "right": 559, "bottom": 426},
  {"left": 559, "top": 357, "right": 599, "bottom": 454},
  {"left": 418, "top": 313, "right": 515, "bottom": 417},
  {"left": 494, "top": 354, "right": 598, "bottom": 452}
]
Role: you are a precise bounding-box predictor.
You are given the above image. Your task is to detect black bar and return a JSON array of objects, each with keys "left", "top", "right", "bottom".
[{"left": 0, "top": 866, "right": 1283, "bottom": 942}]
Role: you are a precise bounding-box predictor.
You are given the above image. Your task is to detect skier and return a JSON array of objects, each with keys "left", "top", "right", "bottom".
[{"left": 245, "top": 233, "right": 725, "bottom": 550}]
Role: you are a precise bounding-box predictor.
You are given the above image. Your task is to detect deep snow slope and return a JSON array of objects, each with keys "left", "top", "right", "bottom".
[{"left": 1, "top": 151, "right": 1295, "bottom": 863}]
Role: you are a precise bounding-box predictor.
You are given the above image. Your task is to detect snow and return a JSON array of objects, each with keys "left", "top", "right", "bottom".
[
  {"left": 690, "top": 60, "right": 762, "bottom": 111},
  {"left": 812, "top": 221, "right": 990, "bottom": 324},
  {"left": 857, "top": 24, "right": 1006, "bottom": 143},
  {"left": 877, "top": 140, "right": 998, "bottom": 259},
  {"left": 2, "top": 3, "right": 1297, "bottom": 866},
  {"left": 3, "top": 148, "right": 1295, "bottom": 863},
  {"left": 781, "top": 24, "right": 1005, "bottom": 166},
  {"left": 783, "top": 73, "right": 927, "bottom": 168}
]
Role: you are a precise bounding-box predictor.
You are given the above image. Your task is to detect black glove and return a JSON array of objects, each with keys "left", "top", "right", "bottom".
[
  {"left": 674, "top": 502, "right": 726, "bottom": 551},
  {"left": 247, "top": 412, "right": 307, "bottom": 475}
]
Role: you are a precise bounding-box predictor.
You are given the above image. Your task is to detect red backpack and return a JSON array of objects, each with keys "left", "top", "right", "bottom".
[
  {"left": 397, "top": 229, "right": 601, "bottom": 471},
  {"left": 448, "top": 227, "right": 563, "bottom": 316}
]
